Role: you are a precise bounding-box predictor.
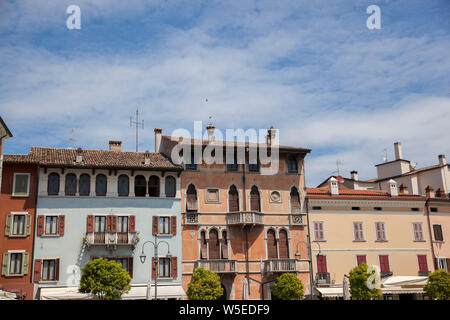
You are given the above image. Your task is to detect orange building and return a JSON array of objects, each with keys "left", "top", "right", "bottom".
[{"left": 157, "top": 125, "right": 311, "bottom": 299}]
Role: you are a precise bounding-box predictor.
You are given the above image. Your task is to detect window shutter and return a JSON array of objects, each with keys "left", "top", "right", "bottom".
[
  {"left": 22, "top": 252, "right": 29, "bottom": 275},
  {"left": 314, "top": 222, "right": 319, "bottom": 241},
  {"left": 250, "top": 186, "right": 261, "bottom": 212},
  {"left": 106, "top": 215, "right": 111, "bottom": 232},
  {"left": 317, "top": 255, "right": 327, "bottom": 273},
  {"left": 58, "top": 215, "right": 65, "bottom": 236},
  {"left": 152, "top": 257, "right": 157, "bottom": 279},
  {"left": 171, "top": 216, "right": 176, "bottom": 235},
  {"left": 353, "top": 222, "right": 359, "bottom": 240},
  {"left": 128, "top": 257, "right": 133, "bottom": 278},
  {"left": 267, "top": 230, "right": 278, "bottom": 259},
  {"left": 34, "top": 259, "right": 42, "bottom": 282},
  {"left": 37, "top": 215, "right": 45, "bottom": 236},
  {"left": 208, "top": 230, "right": 220, "bottom": 259},
  {"left": 228, "top": 186, "right": 239, "bottom": 212},
  {"left": 221, "top": 238, "right": 229, "bottom": 259},
  {"left": 110, "top": 216, "right": 117, "bottom": 233},
  {"left": 5, "top": 214, "right": 12, "bottom": 236},
  {"left": 25, "top": 214, "right": 32, "bottom": 236},
  {"left": 200, "top": 232, "right": 207, "bottom": 259},
  {"left": 278, "top": 230, "right": 289, "bottom": 259},
  {"left": 87, "top": 215, "right": 94, "bottom": 233},
  {"left": 318, "top": 222, "right": 324, "bottom": 240},
  {"left": 434, "top": 258, "right": 438, "bottom": 270},
  {"left": 418, "top": 255, "right": 428, "bottom": 272},
  {"left": 55, "top": 258, "right": 60, "bottom": 281},
  {"left": 290, "top": 188, "right": 301, "bottom": 213},
  {"left": 438, "top": 225, "right": 444, "bottom": 241},
  {"left": 446, "top": 259, "right": 450, "bottom": 272},
  {"left": 357, "top": 255, "right": 367, "bottom": 266},
  {"left": 129, "top": 216, "right": 136, "bottom": 233},
  {"left": 2, "top": 253, "right": 9, "bottom": 276},
  {"left": 171, "top": 257, "right": 177, "bottom": 279},
  {"left": 152, "top": 216, "right": 159, "bottom": 235},
  {"left": 186, "top": 185, "right": 198, "bottom": 211}
]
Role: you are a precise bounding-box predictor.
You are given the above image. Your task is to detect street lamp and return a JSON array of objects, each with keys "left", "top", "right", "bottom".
[
  {"left": 140, "top": 236, "right": 171, "bottom": 300},
  {"left": 295, "top": 235, "right": 321, "bottom": 300}
]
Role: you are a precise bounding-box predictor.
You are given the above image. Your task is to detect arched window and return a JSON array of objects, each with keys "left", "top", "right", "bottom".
[
  {"left": 208, "top": 229, "right": 220, "bottom": 259},
  {"left": 135, "top": 175, "right": 146, "bottom": 197},
  {"left": 228, "top": 185, "right": 239, "bottom": 212},
  {"left": 267, "top": 229, "right": 278, "bottom": 259},
  {"left": 186, "top": 184, "right": 198, "bottom": 212},
  {"left": 221, "top": 230, "right": 229, "bottom": 259},
  {"left": 200, "top": 231, "right": 207, "bottom": 260},
  {"left": 118, "top": 175, "right": 129, "bottom": 197},
  {"left": 148, "top": 175, "right": 159, "bottom": 197},
  {"left": 165, "top": 176, "right": 176, "bottom": 198},
  {"left": 250, "top": 186, "right": 261, "bottom": 212},
  {"left": 279, "top": 229, "right": 289, "bottom": 259},
  {"left": 79, "top": 174, "right": 90, "bottom": 196},
  {"left": 65, "top": 173, "right": 77, "bottom": 196},
  {"left": 290, "top": 186, "right": 301, "bottom": 213},
  {"left": 287, "top": 156, "right": 298, "bottom": 173},
  {"left": 47, "top": 173, "right": 60, "bottom": 195},
  {"left": 96, "top": 174, "right": 107, "bottom": 196}
]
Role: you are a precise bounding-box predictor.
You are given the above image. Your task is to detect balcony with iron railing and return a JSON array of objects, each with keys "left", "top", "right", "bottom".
[
  {"left": 195, "top": 260, "right": 237, "bottom": 274},
  {"left": 84, "top": 231, "right": 140, "bottom": 250},
  {"left": 183, "top": 212, "right": 199, "bottom": 225},
  {"left": 264, "top": 259, "right": 297, "bottom": 273},
  {"left": 289, "top": 214, "right": 306, "bottom": 226},
  {"left": 226, "top": 211, "right": 264, "bottom": 226}
]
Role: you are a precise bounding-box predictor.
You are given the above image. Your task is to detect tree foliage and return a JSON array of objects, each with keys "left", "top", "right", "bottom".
[
  {"left": 272, "top": 273, "right": 304, "bottom": 300},
  {"left": 424, "top": 269, "right": 450, "bottom": 300},
  {"left": 187, "top": 267, "right": 223, "bottom": 300},
  {"left": 79, "top": 258, "right": 131, "bottom": 300},
  {"left": 348, "top": 263, "right": 382, "bottom": 300}
]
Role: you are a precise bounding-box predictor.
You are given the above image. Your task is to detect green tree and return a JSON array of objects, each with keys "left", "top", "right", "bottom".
[
  {"left": 79, "top": 258, "right": 131, "bottom": 300},
  {"left": 187, "top": 267, "right": 223, "bottom": 300},
  {"left": 348, "top": 263, "right": 382, "bottom": 300},
  {"left": 424, "top": 269, "right": 450, "bottom": 300},
  {"left": 272, "top": 273, "right": 304, "bottom": 300}
]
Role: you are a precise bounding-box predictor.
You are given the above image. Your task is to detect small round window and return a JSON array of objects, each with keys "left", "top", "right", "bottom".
[{"left": 270, "top": 191, "right": 281, "bottom": 202}]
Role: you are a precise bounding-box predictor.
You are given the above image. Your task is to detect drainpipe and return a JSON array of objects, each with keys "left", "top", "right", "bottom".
[
  {"left": 305, "top": 197, "right": 315, "bottom": 299},
  {"left": 425, "top": 199, "right": 437, "bottom": 270},
  {"left": 30, "top": 164, "right": 40, "bottom": 299}
]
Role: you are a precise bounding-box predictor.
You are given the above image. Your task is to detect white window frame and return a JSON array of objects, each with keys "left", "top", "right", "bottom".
[
  {"left": 158, "top": 257, "right": 171, "bottom": 278},
  {"left": 9, "top": 212, "right": 29, "bottom": 237},
  {"left": 437, "top": 257, "right": 448, "bottom": 271},
  {"left": 158, "top": 216, "right": 171, "bottom": 235},
  {"left": 7, "top": 250, "right": 26, "bottom": 276},
  {"left": 12, "top": 173, "right": 30, "bottom": 197},
  {"left": 40, "top": 258, "right": 58, "bottom": 282}
]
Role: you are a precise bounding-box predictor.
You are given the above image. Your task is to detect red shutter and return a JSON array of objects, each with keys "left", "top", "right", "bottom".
[
  {"left": 128, "top": 257, "right": 133, "bottom": 278},
  {"left": 55, "top": 259, "right": 60, "bottom": 281},
  {"left": 357, "top": 255, "right": 367, "bottom": 266},
  {"left": 106, "top": 215, "right": 111, "bottom": 232},
  {"left": 87, "top": 215, "right": 94, "bottom": 233},
  {"left": 152, "top": 257, "right": 157, "bottom": 279},
  {"left": 418, "top": 255, "right": 428, "bottom": 272},
  {"left": 129, "top": 216, "right": 136, "bottom": 233},
  {"left": 152, "top": 216, "right": 159, "bottom": 235},
  {"left": 171, "top": 257, "right": 177, "bottom": 279},
  {"left": 34, "top": 259, "right": 42, "bottom": 282},
  {"left": 110, "top": 216, "right": 117, "bottom": 233},
  {"left": 37, "top": 216, "right": 45, "bottom": 236},
  {"left": 58, "top": 216, "right": 65, "bottom": 236},
  {"left": 317, "top": 255, "right": 327, "bottom": 273},
  {"left": 379, "top": 255, "right": 390, "bottom": 272},
  {"left": 171, "top": 216, "right": 176, "bottom": 235}
]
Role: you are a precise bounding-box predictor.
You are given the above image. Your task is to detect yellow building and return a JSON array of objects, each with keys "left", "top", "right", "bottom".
[{"left": 307, "top": 177, "right": 433, "bottom": 300}]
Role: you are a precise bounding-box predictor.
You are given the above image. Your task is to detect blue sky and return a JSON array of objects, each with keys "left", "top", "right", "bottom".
[{"left": 0, "top": 0, "right": 449, "bottom": 186}]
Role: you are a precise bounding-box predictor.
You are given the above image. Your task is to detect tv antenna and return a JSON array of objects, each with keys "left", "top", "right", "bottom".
[
  {"left": 332, "top": 160, "right": 343, "bottom": 176},
  {"left": 130, "top": 108, "right": 144, "bottom": 152},
  {"left": 69, "top": 128, "right": 76, "bottom": 149},
  {"left": 383, "top": 148, "right": 388, "bottom": 162}
]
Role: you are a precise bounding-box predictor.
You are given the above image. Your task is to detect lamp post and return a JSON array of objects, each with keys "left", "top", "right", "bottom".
[
  {"left": 295, "top": 235, "right": 321, "bottom": 300},
  {"left": 140, "top": 236, "right": 171, "bottom": 300}
]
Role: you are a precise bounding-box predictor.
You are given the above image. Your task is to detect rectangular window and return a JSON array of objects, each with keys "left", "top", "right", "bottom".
[
  {"left": 312, "top": 206, "right": 322, "bottom": 210},
  {"left": 159, "top": 258, "right": 171, "bottom": 278},
  {"left": 45, "top": 216, "right": 58, "bottom": 235},
  {"left": 9, "top": 253, "right": 23, "bottom": 275},
  {"left": 375, "top": 222, "right": 387, "bottom": 241},
  {"left": 206, "top": 188, "right": 220, "bottom": 203},
  {"left": 437, "top": 257, "right": 448, "bottom": 271},
  {"left": 411, "top": 208, "right": 419, "bottom": 212},
  {"left": 417, "top": 255, "right": 428, "bottom": 272},
  {"left": 316, "top": 255, "right": 327, "bottom": 273},
  {"left": 379, "top": 255, "right": 390, "bottom": 273},
  {"left": 413, "top": 222, "right": 424, "bottom": 241},
  {"left": 12, "top": 173, "right": 30, "bottom": 197},
  {"left": 433, "top": 224, "right": 444, "bottom": 241},
  {"left": 353, "top": 222, "right": 364, "bottom": 241},
  {"left": 314, "top": 221, "right": 325, "bottom": 241},
  {"left": 430, "top": 208, "right": 438, "bottom": 212},
  {"left": 159, "top": 217, "right": 170, "bottom": 234},
  {"left": 12, "top": 215, "right": 26, "bottom": 235},
  {"left": 94, "top": 216, "right": 106, "bottom": 233},
  {"left": 248, "top": 161, "right": 260, "bottom": 172},
  {"left": 352, "top": 207, "right": 361, "bottom": 211},
  {"left": 42, "top": 259, "right": 56, "bottom": 281},
  {"left": 117, "top": 216, "right": 129, "bottom": 233},
  {"left": 357, "top": 255, "right": 367, "bottom": 266},
  {"left": 114, "top": 258, "right": 129, "bottom": 272},
  {"left": 374, "top": 207, "right": 382, "bottom": 211}
]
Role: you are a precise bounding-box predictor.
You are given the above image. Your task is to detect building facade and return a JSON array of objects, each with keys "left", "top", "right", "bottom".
[
  {"left": 307, "top": 178, "right": 433, "bottom": 300},
  {"left": 0, "top": 117, "right": 13, "bottom": 191},
  {"left": 158, "top": 125, "right": 312, "bottom": 300}
]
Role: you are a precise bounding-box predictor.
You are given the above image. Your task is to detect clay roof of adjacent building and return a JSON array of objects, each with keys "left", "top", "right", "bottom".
[{"left": 4, "top": 147, "right": 182, "bottom": 170}]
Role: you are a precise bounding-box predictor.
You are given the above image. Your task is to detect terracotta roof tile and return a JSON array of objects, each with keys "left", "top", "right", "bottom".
[{"left": 307, "top": 185, "right": 425, "bottom": 200}]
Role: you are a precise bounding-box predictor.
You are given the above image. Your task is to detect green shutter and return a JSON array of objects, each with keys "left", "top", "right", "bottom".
[
  {"left": 4, "top": 214, "right": 12, "bottom": 237},
  {"left": 22, "top": 252, "right": 29, "bottom": 275},
  {"left": 25, "top": 214, "right": 32, "bottom": 236},
  {"left": 2, "top": 253, "right": 9, "bottom": 276}
]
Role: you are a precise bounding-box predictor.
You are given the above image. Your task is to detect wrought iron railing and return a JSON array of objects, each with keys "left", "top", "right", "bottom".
[{"left": 195, "top": 260, "right": 237, "bottom": 273}]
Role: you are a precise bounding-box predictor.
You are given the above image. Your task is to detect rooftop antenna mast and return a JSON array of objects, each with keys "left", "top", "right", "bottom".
[
  {"left": 383, "top": 148, "right": 388, "bottom": 162},
  {"left": 332, "top": 160, "right": 343, "bottom": 176},
  {"left": 69, "top": 128, "right": 76, "bottom": 149},
  {"left": 130, "top": 108, "right": 144, "bottom": 152}
]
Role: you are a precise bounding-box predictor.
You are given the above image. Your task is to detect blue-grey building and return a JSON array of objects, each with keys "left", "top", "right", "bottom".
[{"left": 31, "top": 140, "right": 185, "bottom": 299}]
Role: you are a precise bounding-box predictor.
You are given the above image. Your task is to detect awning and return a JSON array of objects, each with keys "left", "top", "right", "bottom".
[
  {"left": 39, "top": 284, "right": 186, "bottom": 300},
  {"left": 381, "top": 276, "right": 427, "bottom": 295},
  {"left": 315, "top": 287, "right": 343, "bottom": 298},
  {"left": 0, "top": 290, "right": 18, "bottom": 300},
  {"left": 382, "top": 287, "right": 424, "bottom": 295}
]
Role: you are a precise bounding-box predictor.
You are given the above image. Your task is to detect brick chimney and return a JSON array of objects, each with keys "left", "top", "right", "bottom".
[
  {"left": 399, "top": 183, "right": 408, "bottom": 194},
  {"left": 425, "top": 185, "right": 434, "bottom": 198},
  {"left": 206, "top": 124, "right": 215, "bottom": 142},
  {"left": 438, "top": 154, "right": 447, "bottom": 165},
  {"left": 350, "top": 171, "right": 358, "bottom": 181},
  {"left": 388, "top": 179, "right": 398, "bottom": 196},
  {"left": 266, "top": 126, "right": 276, "bottom": 146},
  {"left": 329, "top": 177, "right": 339, "bottom": 195},
  {"left": 435, "top": 188, "right": 447, "bottom": 198},
  {"left": 394, "top": 142, "right": 403, "bottom": 160},
  {"left": 75, "top": 147, "right": 83, "bottom": 163},
  {"left": 154, "top": 128, "right": 162, "bottom": 152},
  {"left": 109, "top": 140, "right": 122, "bottom": 152}
]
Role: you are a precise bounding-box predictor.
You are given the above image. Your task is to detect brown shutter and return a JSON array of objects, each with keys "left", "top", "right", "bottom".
[
  {"left": 110, "top": 216, "right": 117, "bottom": 233},
  {"left": 221, "top": 232, "right": 229, "bottom": 259},
  {"left": 208, "top": 230, "right": 220, "bottom": 259},
  {"left": 250, "top": 186, "right": 261, "bottom": 212},
  {"left": 279, "top": 230, "right": 289, "bottom": 259},
  {"left": 200, "top": 232, "right": 207, "bottom": 259},
  {"left": 171, "top": 216, "right": 176, "bottom": 235},
  {"left": 152, "top": 257, "right": 157, "bottom": 279},
  {"left": 87, "top": 215, "right": 94, "bottom": 233},
  {"left": 228, "top": 185, "right": 239, "bottom": 212},
  {"left": 55, "top": 259, "right": 60, "bottom": 281},
  {"left": 129, "top": 216, "right": 136, "bottom": 233},
  {"left": 128, "top": 257, "right": 133, "bottom": 278},
  {"left": 267, "top": 230, "right": 278, "bottom": 259},
  {"left": 171, "top": 257, "right": 177, "bottom": 279},
  {"left": 58, "top": 216, "right": 65, "bottom": 236},
  {"left": 37, "top": 216, "right": 45, "bottom": 236},
  {"left": 152, "top": 216, "right": 159, "bottom": 235},
  {"left": 434, "top": 258, "right": 438, "bottom": 270},
  {"left": 186, "top": 185, "right": 198, "bottom": 211},
  {"left": 290, "top": 187, "right": 301, "bottom": 213},
  {"left": 34, "top": 259, "right": 42, "bottom": 282},
  {"left": 446, "top": 259, "right": 450, "bottom": 272},
  {"left": 106, "top": 215, "right": 111, "bottom": 232}
]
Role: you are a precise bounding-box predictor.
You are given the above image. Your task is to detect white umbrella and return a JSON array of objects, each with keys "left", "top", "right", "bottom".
[
  {"left": 343, "top": 275, "right": 350, "bottom": 300},
  {"left": 146, "top": 280, "right": 152, "bottom": 300}
]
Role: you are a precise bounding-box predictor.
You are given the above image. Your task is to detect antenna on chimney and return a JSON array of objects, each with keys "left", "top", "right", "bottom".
[
  {"left": 331, "top": 160, "right": 343, "bottom": 176},
  {"left": 130, "top": 108, "right": 144, "bottom": 152},
  {"left": 383, "top": 148, "right": 388, "bottom": 162}
]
